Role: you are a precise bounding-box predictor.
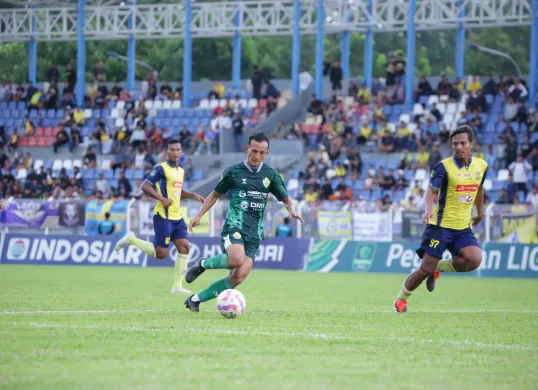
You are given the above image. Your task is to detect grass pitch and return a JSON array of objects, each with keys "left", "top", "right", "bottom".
[{"left": 0, "top": 265, "right": 537, "bottom": 390}]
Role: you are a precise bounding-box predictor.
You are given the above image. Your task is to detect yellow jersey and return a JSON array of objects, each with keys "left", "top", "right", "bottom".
[
  {"left": 429, "top": 155, "right": 488, "bottom": 230},
  {"left": 146, "top": 161, "right": 185, "bottom": 220}
]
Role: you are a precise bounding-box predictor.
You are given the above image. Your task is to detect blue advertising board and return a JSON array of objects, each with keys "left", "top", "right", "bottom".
[{"left": 0, "top": 234, "right": 310, "bottom": 271}]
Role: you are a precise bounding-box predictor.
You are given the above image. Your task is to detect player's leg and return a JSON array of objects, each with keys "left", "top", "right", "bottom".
[
  {"left": 437, "top": 230, "right": 482, "bottom": 273},
  {"left": 184, "top": 244, "right": 246, "bottom": 312},
  {"left": 114, "top": 215, "right": 169, "bottom": 259},
  {"left": 185, "top": 230, "right": 245, "bottom": 283},
  {"left": 394, "top": 226, "right": 447, "bottom": 312},
  {"left": 170, "top": 219, "right": 191, "bottom": 294}
]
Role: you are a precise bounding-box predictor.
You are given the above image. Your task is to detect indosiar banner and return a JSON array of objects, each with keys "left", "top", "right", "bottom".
[
  {"left": 85, "top": 200, "right": 130, "bottom": 236},
  {"left": 306, "top": 239, "right": 538, "bottom": 278},
  {"left": 317, "top": 211, "right": 352, "bottom": 240},
  {"left": 144, "top": 236, "right": 310, "bottom": 270},
  {"left": 0, "top": 234, "right": 144, "bottom": 266}
]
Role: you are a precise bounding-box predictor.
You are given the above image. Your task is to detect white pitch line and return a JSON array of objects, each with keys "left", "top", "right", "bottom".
[
  {"left": 4, "top": 321, "right": 537, "bottom": 352},
  {"left": 1, "top": 308, "right": 538, "bottom": 316}
]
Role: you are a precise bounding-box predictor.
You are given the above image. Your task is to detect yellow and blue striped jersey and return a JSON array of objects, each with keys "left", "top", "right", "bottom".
[
  {"left": 146, "top": 161, "right": 184, "bottom": 220},
  {"left": 428, "top": 155, "right": 488, "bottom": 230}
]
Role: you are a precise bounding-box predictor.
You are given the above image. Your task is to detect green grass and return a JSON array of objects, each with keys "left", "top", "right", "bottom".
[{"left": 1, "top": 266, "right": 537, "bottom": 390}]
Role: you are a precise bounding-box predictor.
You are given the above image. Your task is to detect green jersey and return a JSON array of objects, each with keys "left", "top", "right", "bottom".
[{"left": 214, "top": 161, "right": 289, "bottom": 240}]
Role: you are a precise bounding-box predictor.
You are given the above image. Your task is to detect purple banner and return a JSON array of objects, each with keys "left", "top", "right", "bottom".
[
  {"left": 145, "top": 236, "right": 310, "bottom": 270},
  {"left": 1, "top": 201, "right": 60, "bottom": 228}
]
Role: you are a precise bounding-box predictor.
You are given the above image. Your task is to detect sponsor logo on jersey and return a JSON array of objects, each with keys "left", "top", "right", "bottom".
[
  {"left": 458, "top": 195, "right": 474, "bottom": 203},
  {"left": 173, "top": 181, "right": 183, "bottom": 188},
  {"left": 248, "top": 190, "right": 265, "bottom": 199},
  {"left": 233, "top": 232, "right": 241, "bottom": 239},
  {"left": 241, "top": 178, "right": 247, "bottom": 184},
  {"left": 239, "top": 190, "right": 246, "bottom": 197},
  {"left": 476, "top": 171, "right": 481, "bottom": 180},
  {"left": 455, "top": 184, "right": 479, "bottom": 193},
  {"left": 250, "top": 202, "right": 264, "bottom": 209},
  {"left": 263, "top": 177, "right": 270, "bottom": 188},
  {"left": 240, "top": 201, "right": 249, "bottom": 210}
]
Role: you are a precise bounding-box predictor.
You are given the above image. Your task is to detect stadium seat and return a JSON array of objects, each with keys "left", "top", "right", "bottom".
[
  {"left": 144, "top": 100, "right": 153, "bottom": 110},
  {"left": 412, "top": 103, "right": 424, "bottom": 115},
  {"left": 153, "top": 100, "right": 163, "bottom": 110},
  {"left": 399, "top": 114, "right": 410, "bottom": 124},
  {"left": 52, "top": 160, "right": 63, "bottom": 171},
  {"left": 73, "top": 159, "right": 82, "bottom": 168},
  {"left": 33, "top": 159, "right": 44, "bottom": 170},
  {"left": 35, "top": 127, "right": 44, "bottom": 137},
  {"left": 497, "top": 169, "right": 510, "bottom": 181},
  {"left": 427, "top": 95, "right": 439, "bottom": 105},
  {"left": 415, "top": 169, "right": 427, "bottom": 181},
  {"left": 100, "top": 160, "right": 111, "bottom": 169},
  {"left": 63, "top": 160, "right": 73, "bottom": 169},
  {"left": 483, "top": 179, "right": 493, "bottom": 191}
]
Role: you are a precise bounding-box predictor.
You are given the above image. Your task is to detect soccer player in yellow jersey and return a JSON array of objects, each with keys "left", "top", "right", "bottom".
[
  {"left": 114, "top": 139, "right": 205, "bottom": 294},
  {"left": 394, "top": 125, "right": 488, "bottom": 313}
]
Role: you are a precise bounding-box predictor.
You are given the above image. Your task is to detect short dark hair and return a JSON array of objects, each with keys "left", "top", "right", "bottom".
[
  {"left": 166, "top": 138, "right": 181, "bottom": 148},
  {"left": 449, "top": 125, "right": 475, "bottom": 143},
  {"left": 248, "top": 132, "right": 270, "bottom": 148}
]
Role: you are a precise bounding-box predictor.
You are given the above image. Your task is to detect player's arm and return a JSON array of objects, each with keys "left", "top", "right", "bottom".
[
  {"left": 142, "top": 166, "right": 172, "bottom": 207},
  {"left": 0, "top": 200, "right": 4, "bottom": 210},
  {"left": 271, "top": 171, "right": 304, "bottom": 223},
  {"left": 423, "top": 163, "right": 447, "bottom": 224},
  {"left": 180, "top": 189, "right": 205, "bottom": 204},
  {"left": 189, "top": 167, "right": 233, "bottom": 232},
  {"left": 472, "top": 167, "right": 487, "bottom": 227}
]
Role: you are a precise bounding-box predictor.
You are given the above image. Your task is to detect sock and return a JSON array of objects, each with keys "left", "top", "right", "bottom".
[
  {"left": 438, "top": 258, "right": 457, "bottom": 272},
  {"left": 128, "top": 236, "right": 156, "bottom": 257},
  {"left": 201, "top": 253, "right": 229, "bottom": 270},
  {"left": 396, "top": 284, "right": 412, "bottom": 301},
  {"left": 196, "top": 277, "right": 234, "bottom": 303},
  {"left": 174, "top": 253, "right": 189, "bottom": 287}
]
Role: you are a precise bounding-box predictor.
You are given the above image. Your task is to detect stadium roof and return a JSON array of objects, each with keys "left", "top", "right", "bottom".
[{"left": 0, "top": 0, "right": 123, "bottom": 6}]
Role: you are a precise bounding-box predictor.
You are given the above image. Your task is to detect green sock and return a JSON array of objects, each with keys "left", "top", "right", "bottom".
[
  {"left": 202, "top": 253, "right": 229, "bottom": 269},
  {"left": 196, "top": 277, "right": 234, "bottom": 302},
  {"left": 438, "top": 259, "right": 456, "bottom": 272},
  {"left": 128, "top": 236, "right": 156, "bottom": 257}
]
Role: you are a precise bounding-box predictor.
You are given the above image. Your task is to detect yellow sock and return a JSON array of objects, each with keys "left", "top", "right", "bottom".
[
  {"left": 438, "top": 259, "right": 456, "bottom": 272},
  {"left": 174, "top": 253, "right": 189, "bottom": 287},
  {"left": 128, "top": 236, "right": 156, "bottom": 257},
  {"left": 396, "top": 285, "right": 412, "bottom": 301}
]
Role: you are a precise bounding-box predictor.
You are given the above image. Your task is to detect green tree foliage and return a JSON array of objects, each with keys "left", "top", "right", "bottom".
[{"left": 0, "top": 27, "right": 530, "bottom": 83}]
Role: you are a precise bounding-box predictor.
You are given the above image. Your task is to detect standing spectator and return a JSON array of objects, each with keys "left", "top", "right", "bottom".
[
  {"left": 98, "top": 213, "right": 115, "bottom": 235},
  {"left": 428, "top": 143, "right": 442, "bottom": 168},
  {"left": 251, "top": 66, "right": 264, "bottom": 99},
  {"left": 275, "top": 217, "right": 293, "bottom": 237},
  {"left": 299, "top": 66, "right": 313, "bottom": 92},
  {"left": 232, "top": 113, "right": 244, "bottom": 152},
  {"left": 415, "top": 76, "right": 433, "bottom": 102},
  {"left": 70, "top": 125, "right": 82, "bottom": 152},
  {"left": 323, "top": 55, "right": 331, "bottom": 76},
  {"left": 47, "top": 64, "right": 60, "bottom": 84},
  {"left": 526, "top": 186, "right": 538, "bottom": 208},
  {"left": 394, "top": 53, "right": 406, "bottom": 85},
  {"left": 93, "top": 60, "right": 105, "bottom": 81},
  {"left": 330, "top": 60, "right": 343, "bottom": 95},
  {"left": 508, "top": 155, "right": 532, "bottom": 197}
]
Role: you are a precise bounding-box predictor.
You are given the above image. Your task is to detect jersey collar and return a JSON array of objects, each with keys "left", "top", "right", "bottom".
[
  {"left": 244, "top": 160, "right": 263, "bottom": 173},
  {"left": 452, "top": 154, "right": 472, "bottom": 169},
  {"left": 166, "top": 160, "right": 178, "bottom": 168}
]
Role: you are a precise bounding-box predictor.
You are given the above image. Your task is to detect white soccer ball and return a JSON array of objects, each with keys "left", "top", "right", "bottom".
[{"left": 216, "top": 289, "right": 246, "bottom": 319}]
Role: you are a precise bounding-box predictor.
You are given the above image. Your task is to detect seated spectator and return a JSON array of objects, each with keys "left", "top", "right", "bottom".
[
  {"left": 358, "top": 122, "right": 372, "bottom": 144},
  {"left": 398, "top": 148, "right": 413, "bottom": 170},
  {"left": 347, "top": 81, "right": 358, "bottom": 97},
  {"left": 507, "top": 79, "right": 528, "bottom": 101},
  {"left": 53, "top": 127, "right": 69, "bottom": 153},
  {"left": 160, "top": 81, "right": 173, "bottom": 99},
  {"left": 264, "top": 81, "right": 281, "bottom": 99},
  {"left": 436, "top": 75, "right": 452, "bottom": 96},
  {"left": 504, "top": 98, "right": 518, "bottom": 121},
  {"left": 83, "top": 147, "right": 97, "bottom": 168},
  {"left": 456, "top": 111, "right": 468, "bottom": 126},
  {"left": 514, "top": 100, "right": 528, "bottom": 123},
  {"left": 94, "top": 173, "right": 110, "bottom": 196},
  {"left": 483, "top": 75, "right": 498, "bottom": 95},
  {"left": 378, "top": 130, "right": 394, "bottom": 153},
  {"left": 415, "top": 76, "right": 433, "bottom": 101},
  {"left": 207, "top": 81, "right": 224, "bottom": 99},
  {"left": 526, "top": 108, "right": 537, "bottom": 132},
  {"left": 334, "top": 162, "right": 346, "bottom": 177},
  {"left": 467, "top": 76, "right": 482, "bottom": 94},
  {"left": 8, "top": 129, "right": 19, "bottom": 154},
  {"left": 356, "top": 83, "right": 370, "bottom": 106},
  {"left": 73, "top": 107, "right": 85, "bottom": 126},
  {"left": 394, "top": 170, "right": 409, "bottom": 191},
  {"left": 23, "top": 115, "right": 34, "bottom": 136},
  {"left": 395, "top": 121, "right": 411, "bottom": 149},
  {"left": 414, "top": 146, "right": 430, "bottom": 169}
]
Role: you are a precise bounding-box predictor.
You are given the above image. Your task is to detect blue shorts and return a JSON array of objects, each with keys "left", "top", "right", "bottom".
[
  {"left": 417, "top": 224, "right": 480, "bottom": 259},
  {"left": 153, "top": 215, "right": 188, "bottom": 248}
]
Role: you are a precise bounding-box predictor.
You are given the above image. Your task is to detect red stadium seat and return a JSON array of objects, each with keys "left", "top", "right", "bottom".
[
  {"left": 27, "top": 137, "right": 37, "bottom": 147},
  {"left": 18, "top": 137, "right": 29, "bottom": 147},
  {"left": 37, "top": 137, "right": 46, "bottom": 146},
  {"left": 34, "top": 127, "right": 44, "bottom": 137},
  {"left": 44, "top": 127, "right": 53, "bottom": 136},
  {"left": 53, "top": 127, "right": 61, "bottom": 135},
  {"left": 45, "top": 136, "right": 55, "bottom": 146}
]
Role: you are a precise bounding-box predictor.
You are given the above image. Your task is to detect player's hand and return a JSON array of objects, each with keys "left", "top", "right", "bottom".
[
  {"left": 472, "top": 213, "right": 484, "bottom": 228},
  {"left": 0, "top": 201, "right": 4, "bottom": 211},
  {"left": 189, "top": 216, "right": 201, "bottom": 233},
  {"left": 289, "top": 211, "right": 304, "bottom": 223},
  {"left": 161, "top": 198, "right": 173, "bottom": 208},
  {"left": 422, "top": 210, "right": 433, "bottom": 224},
  {"left": 194, "top": 194, "right": 205, "bottom": 204}
]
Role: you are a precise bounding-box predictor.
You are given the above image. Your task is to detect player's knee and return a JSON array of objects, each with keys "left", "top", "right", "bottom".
[
  {"left": 155, "top": 247, "right": 168, "bottom": 260},
  {"left": 227, "top": 255, "right": 245, "bottom": 269},
  {"left": 178, "top": 243, "right": 189, "bottom": 254},
  {"left": 230, "top": 272, "right": 247, "bottom": 286},
  {"left": 465, "top": 255, "right": 482, "bottom": 271}
]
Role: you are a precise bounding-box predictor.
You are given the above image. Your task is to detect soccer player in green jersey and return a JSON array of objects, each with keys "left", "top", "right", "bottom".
[{"left": 184, "top": 132, "right": 303, "bottom": 312}]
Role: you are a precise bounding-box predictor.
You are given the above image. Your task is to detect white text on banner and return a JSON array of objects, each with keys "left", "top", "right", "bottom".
[{"left": 352, "top": 212, "right": 392, "bottom": 241}]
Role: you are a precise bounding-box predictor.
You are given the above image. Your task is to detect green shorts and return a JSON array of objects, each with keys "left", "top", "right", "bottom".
[{"left": 221, "top": 229, "right": 260, "bottom": 260}]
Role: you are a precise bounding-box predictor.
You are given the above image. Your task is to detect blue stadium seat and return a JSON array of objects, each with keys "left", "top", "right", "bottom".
[
  {"left": 133, "top": 170, "right": 144, "bottom": 180},
  {"left": 83, "top": 170, "right": 94, "bottom": 179},
  {"left": 124, "top": 169, "right": 134, "bottom": 179},
  {"left": 192, "top": 169, "right": 204, "bottom": 181},
  {"left": 518, "top": 191, "right": 525, "bottom": 203},
  {"left": 103, "top": 170, "right": 114, "bottom": 180},
  {"left": 110, "top": 179, "right": 119, "bottom": 189},
  {"left": 55, "top": 110, "right": 63, "bottom": 118}
]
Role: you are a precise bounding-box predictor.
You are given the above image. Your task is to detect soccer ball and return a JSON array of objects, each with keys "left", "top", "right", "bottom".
[{"left": 216, "top": 289, "right": 246, "bottom": 319}]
